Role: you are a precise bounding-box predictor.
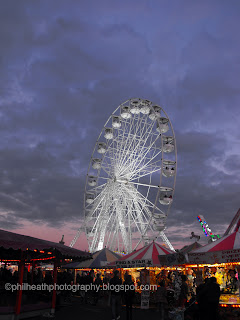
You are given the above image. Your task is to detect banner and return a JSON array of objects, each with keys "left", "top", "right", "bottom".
[
  {"left": 158, "top": 252, "right": 188, "bottom": 266},
  {"left": 116, "top": 259, "right": 153, "bottom": 268},
  {"left": 188, "top": 248, "right": 240, "bottom": 264},
  {"left": 140, "top": 269, "right": 150, "bottom": 309}
]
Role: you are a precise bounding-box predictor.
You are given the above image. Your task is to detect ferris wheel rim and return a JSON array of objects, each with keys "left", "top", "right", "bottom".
[{"left": 84, "top": 98, "right": 177, "bottom": 253}]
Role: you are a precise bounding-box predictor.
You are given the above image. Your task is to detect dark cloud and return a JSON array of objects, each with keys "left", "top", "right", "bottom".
[{"left": 0, "top": 1, "right": 239, "bottom": 249}]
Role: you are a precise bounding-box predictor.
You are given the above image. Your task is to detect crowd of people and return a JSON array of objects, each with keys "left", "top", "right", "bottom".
[
  {"left": 0, "top": 265, "right": 73, "bottom": 286},
  {"left": 74, "top": 269, "right": 221, "bottom": 320},
  {"left": 0, "top": 265, "right": 223, "bottom": 319}
]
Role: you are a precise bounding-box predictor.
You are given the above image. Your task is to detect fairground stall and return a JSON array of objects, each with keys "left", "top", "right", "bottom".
[
  {"left": 62, "top": 248, "right": 122, "bottom": 306},
  {"left": 63, "top": 247, "right": 121, "bottom": 281},
  {"left": 158, "top": 225, "right": 240, "bottom": 319},
  {"left": 188, "top": 227, "right": 240, "bottom": 307},
  {"left": 108, "top": 241, "right": 175, "bottom": 309},
  {"left": 0, "top": 229, "right": 91, "bottom": 320}
]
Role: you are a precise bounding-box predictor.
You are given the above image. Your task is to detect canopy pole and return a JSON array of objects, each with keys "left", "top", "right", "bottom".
[
  {"left": 15, "top": 251, "right": 25, "bottom": 319},
  {"left": 74, "top": 269, "right": 77, "bottom": 285},
  {"left": 51, "top": 258, "right": 58, "bottom": 314},
  {"left": 31, "top": 261, "right": 36, "bottom": 285}
]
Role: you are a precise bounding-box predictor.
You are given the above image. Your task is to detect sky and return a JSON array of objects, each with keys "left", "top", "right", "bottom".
[{"left": 0, "top": 0, "right": 240, "bottom": 250}]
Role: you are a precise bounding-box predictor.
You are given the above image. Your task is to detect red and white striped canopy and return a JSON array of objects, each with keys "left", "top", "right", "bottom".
[
  {"left": 109, "top": 241, "right": 174, "bottom": 267},
  {"left": 192, "top": 229, "right": 240, "bottom": 253}
]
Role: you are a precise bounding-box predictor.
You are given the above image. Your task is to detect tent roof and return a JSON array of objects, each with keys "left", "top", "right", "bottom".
[
  {"left": 64, "top": 247, "right": 121, "bottom": 268},
  {"left": 0, "top": 229, "right": 91, "bottom": 259},
  {"left": 192, "top": 229, "right": 240, "bottom": 253},
  {"left": 180, "top": 242, "right": 202, "bottom": 254},
  {"left": 109, "top": 241, "right": 174, "bottom": 267}
]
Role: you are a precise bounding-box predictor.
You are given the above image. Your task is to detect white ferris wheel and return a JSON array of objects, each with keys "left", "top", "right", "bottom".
[{"left": 70, "top": 98, "right": 177, "bottom": 253}]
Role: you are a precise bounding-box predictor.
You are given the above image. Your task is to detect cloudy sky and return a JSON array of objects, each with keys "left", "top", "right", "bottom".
[{"left": 0, "top": 0, "right": 240, "bottom": 250}]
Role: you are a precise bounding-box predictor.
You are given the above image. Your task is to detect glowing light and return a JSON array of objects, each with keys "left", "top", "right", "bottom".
[
  {"left": 197, "top": 215, "right": 219, "bottom": 240},
  {"left": 31, "top": 256, "right": 56, "bottom": 262}
]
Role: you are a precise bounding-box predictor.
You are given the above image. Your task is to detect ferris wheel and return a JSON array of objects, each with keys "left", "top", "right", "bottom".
[{"left": 70, "top": 98, "right": 177, "bottom": 253}]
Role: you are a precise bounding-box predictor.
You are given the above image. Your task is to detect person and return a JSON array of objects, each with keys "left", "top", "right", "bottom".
[
  {"left": 86, "top": 270, "right": 94, "bottom": 284},
  {"left": 94, "top": 273, "right": 103, "bottom": 305},
  {"left": 205, "top": 277, "right": 220, "bottom": 320},
  {"left": 44, "top": 271, "right": 53, "bottom": 285},
  {"left": 95, "top": 273, "right": 103, "bottom": 286},
  {"left": 198, "top": 277, "right": 220, "bottom": 320},
  {"left": 123, "top": 275, "right": 135, "bottom": 320},
  {"left": 85, "top": 270, "right": 94, "bottom": 304},
  {"left": 124, "top": 271, "right": 129, "bottom": 281},
  {"left": 178, "top": 275, "right": 188, "bottom": 308},
  {"left": 196, "top": 278, "right": 209, "bottom": 320},
  {"left": 103, "top": 271, "right": 110, "bottom": 285},
  {"left": 227, "top": 269, "right": 237, "bottom": 291},
  {"left": 110, "top": 270, "right": 122, "bottom": 320},
  {"left": 156, "top": 280, "right": 168, "bottom": 319}
]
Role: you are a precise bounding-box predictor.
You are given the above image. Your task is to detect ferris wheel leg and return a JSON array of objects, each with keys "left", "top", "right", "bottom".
[
  {"left": 69, "top": 227, "right": 84, "bottom": 248},
  {"left": 159, "top": 232, "right": 175, "bottom": 252}
]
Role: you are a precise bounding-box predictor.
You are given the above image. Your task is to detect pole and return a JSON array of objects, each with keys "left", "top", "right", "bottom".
[
  {"left": 51, "top": 258, "right": 58, "bottom": 314},
  {"left": 74, "top": 269, "right": 77, "bottom": 285},
  {"left": 15, "top": 251, "right": 25, "bottom": 319},
  {"left": 31, "top": 261, "right": 36, "bottom": 285}
]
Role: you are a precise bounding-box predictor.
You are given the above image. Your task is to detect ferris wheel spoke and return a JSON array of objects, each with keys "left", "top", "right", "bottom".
[
  {"left": 96, "top": 207, "right": 115, "bottom": 251},
  {"left": 117, "top": 114, "right": 148, "bottom": 168},
  {"left": 131, "top": 148, "right": 162, "bottom": 175},
  {"left": 105, "top": 214, "right": 118, "bottom": 249},
  {"left": 100, "top": 164, "right": 113, "bottom": 177},
  {"left": 119, "top": 133, "right": 161, "bottom": 178},
  {"left": 132, "top": 199, "right": 149, "bottom": 233},
  {"left": 116, "top": 206, "right": 129, "bottom": 252},
  {"left": 124, "top": 118, "right": 157, "bottom": 166},
  {"left": 89, "top": 194, "right": 111, "bottom": 251},
  {"left": 121, "top": 149, "right": 162, "bottom": 179},
  {"left": 127, "top": 136, "right": 161, "bottom": 174},
  {"left": 106, "top": 138, "right": 119, "bottom": 171},
  {"left": 131, "top": 166, "right": 162, "bottom": 181},
  {"left": 115, "top": 114, "right": 146, "bottom": 173},
  {"left": 129, "top": 158, "right": 162, "bottom": 180},
  {"left": 145, "top": 170, "right": 152, "bottom": 203},
  {"left": 123, "top": 185, "right": 154, "bottom": 225},
  {"left": 129, "top": 181, "right": 159, "bottom": 189},
  {"left": 114, "top": 131, "right": 136, "bottom": 175},
  {"left": 85, "top": 187, "right": 108, "bottom": 217},
  {"left": 98, "top": 176, "right": 108, "bottom": 179},
  {"left": 125, "top": 183, "right": 165, "bottom": 215},
  {"left": 114, "top": 113, "right": 133, "bottom": 168},
  {"left": 87, "top": 183, "right": 107, "bottom": 193},
  {"left": 117, "top": 118, "right": 156, "bottom": 174}
]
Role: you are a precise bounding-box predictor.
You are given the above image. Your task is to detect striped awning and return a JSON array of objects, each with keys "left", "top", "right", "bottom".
[
  {"left": 192, "top": 229, "right": 240, "bottom": 253},
  {"left": 109, "top": 241, "right": 174, "bottom": 267},
  {"left": 63, "top": 247, "right": 121, "bottom": 269}
]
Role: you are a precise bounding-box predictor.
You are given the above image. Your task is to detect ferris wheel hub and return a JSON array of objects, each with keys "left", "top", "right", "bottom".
[{"left": 115, "top": 177, "right": 129, "bottom": 184}]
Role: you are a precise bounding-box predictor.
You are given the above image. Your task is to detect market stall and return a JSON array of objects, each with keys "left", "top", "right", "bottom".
[
  {"left": 108, "top": 241, "right": 175, "bottom": 308},
  {"left": 0, "top": 229, "right": 91, "bottom": 319},
  {"left": 188, "top": 228, "right": 240, "bottom": 307},
  {"left": 62, "top": 247, "right": 121, "bottom": 282}
]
